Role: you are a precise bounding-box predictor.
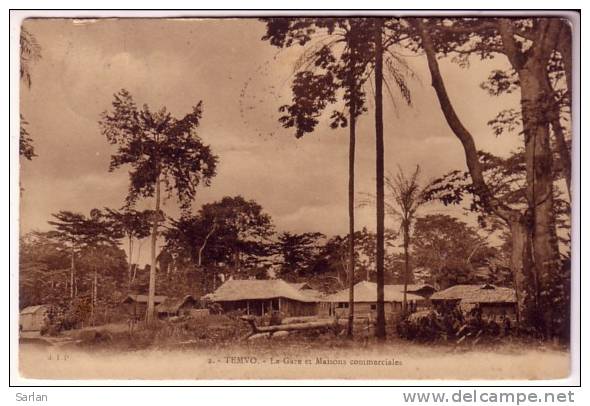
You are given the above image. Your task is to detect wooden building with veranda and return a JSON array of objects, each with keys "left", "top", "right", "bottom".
[
  {"left": 323, "top": 281, "right": 428, "bottom": 319},
  {"left": 203, "top": 279, "right": 318, "bottom": 317}
]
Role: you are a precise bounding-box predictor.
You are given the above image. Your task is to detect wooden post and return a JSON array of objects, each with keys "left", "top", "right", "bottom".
[{"left": 247, "top": 301, "right": 250, "bottom": 315}]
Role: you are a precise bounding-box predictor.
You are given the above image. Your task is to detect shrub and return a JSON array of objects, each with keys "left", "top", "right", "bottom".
[
  {"left": 78, "top": 329, "right": 113, "bottom": 344},
  {"left": 397, "top": 307, "right": 512, "bottom": 343}
]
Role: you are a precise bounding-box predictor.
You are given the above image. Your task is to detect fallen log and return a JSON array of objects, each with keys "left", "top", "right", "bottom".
[
  {"left": 240, "top": 316, "right": 343, "bottom": 339},
  {"left": 282, "top": 316, "right": 319, "bottom": 324}
]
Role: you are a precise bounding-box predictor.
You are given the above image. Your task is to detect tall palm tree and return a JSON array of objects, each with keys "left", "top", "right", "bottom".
[
  {"left": 373, "top": 18, "right": 386, "bottom": 339},
  {"left": 262, "top": 18, "right": 371, "bottom": 337},
  {"left": 384, "top": 165, "right": 426, "bottom": 313},
  {"left": 262, "top": 18, "right": 414, "bottom": 338}
]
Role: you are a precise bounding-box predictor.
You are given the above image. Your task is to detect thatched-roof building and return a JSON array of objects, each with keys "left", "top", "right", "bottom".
[
  {"left": 156, "top": 295, "right": 197, "bottom": 318},
  {"left": 324, "top": 281, "right": 426, "bottom": 318},
  {"left": 430, "top": 284, "right": 517, "bottom": 318},
  {"left": 121, "top": 294, "right": 168, "bottom": 320},
  {"left": 203, "top": 279, "right": 318, "bottom": 317}
]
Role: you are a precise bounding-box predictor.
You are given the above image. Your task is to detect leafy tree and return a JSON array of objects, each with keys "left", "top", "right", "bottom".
[
  {"left": 163, "top": 212, "right": 219, "bottom": 269},
  {"left": 100, "top": 89, "right": 218, "bottom": 323},
  {"left": 78, "top": 209, "right": 125, "bottom": 324},
  {"left": 43, "top": 209, "right": 126, "bottom": 326},
  {"left": 160, "top": 214, "right": 220, "bottom": 294},
  {"left": 413, "top": 17, "right": 569, "bottom": 338},
  {"left": 198, "top": 196, "right": 275, "bottom": 276},
  {"left": 309, "top": 234, "right": 351, "bottom": 290},
  {"left": 276, "top": 231, "right": 326, "bottom": 280},
  {"left": 20, "top": 27, "right": 41, "bottom": 88},
  {"left": 20, "top": 27, "right": 42, "bottom": 160},
  {"left": 163, "top": 196, "right": 275, "bottom": 286},
  {"left": 424, "top": 149, "right": 571, "bottom": 330},
  {"left": 77, "top": 243, "right": 127, "bottom": 325},
  {"left": 104, "top": 207, "right": 152, "bottom": 288},
  {"left": 20, "top": 115, "right": 36, "bottom": 161},
  {"left": 20, "top": 231, "right": 71, "bottom": 308},
  {"left": 307, "top": 228, "right": 399, "bottom": 290},
  {"left": 47, "top": 211, "right": 90, "bottom": 299},
  {"left": 412, "top": 214, "right": 497, "bottom": 289}
]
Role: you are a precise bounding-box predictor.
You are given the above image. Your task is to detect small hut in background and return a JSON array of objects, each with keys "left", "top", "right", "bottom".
[
  {"left": 203, "top": 279, "right": 318, "bottom": 317},
  {"left": 430, "top": 284, "right": 517, "bottom": 319},
  {"left": 289, "top": 282, "right": 326, "bottom": 301},
  {"left": 324, "top": 281, "right": 426, "bottom": 319},
  {"left": 121, "top": 294, "right": 168, "bottom": 320},
  {"left": 288, "top": 282, "right": 311, "bottom": 291},
  {"left": 156, "top": 295, "right": 198, "bottom": 318},
  {"left": 289, "top": 282, "right": 329, "bottom": 315},
  {"left": 19, "top": 305, "right": 51, "bottom": 332}
]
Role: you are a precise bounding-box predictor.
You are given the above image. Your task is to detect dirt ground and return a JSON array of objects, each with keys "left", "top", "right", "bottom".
[{"left": 19, "top": 338, "right": 570, "bottom": 381}]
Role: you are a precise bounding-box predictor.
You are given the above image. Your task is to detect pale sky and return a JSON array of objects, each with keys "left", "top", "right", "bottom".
[{"left": 19, "top": 18, "right": 522, "bottom": 263}]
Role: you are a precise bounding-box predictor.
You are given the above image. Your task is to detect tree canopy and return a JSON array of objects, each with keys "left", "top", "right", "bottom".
[
  {"left": 412, "top": 214, "right": 498, "bottom": 289},
  {"left": 99, "top": 89, "right": 218, "bottom": 211}
]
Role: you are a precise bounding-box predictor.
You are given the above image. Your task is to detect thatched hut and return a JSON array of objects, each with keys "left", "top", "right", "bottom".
[
  {"left": 156, "top": 295, "right": 198, "bottom": 318},
  {"left": 121, "top": 294, "right": 168, "bottom": 320},
  {"left": 324, "top": 281, "right": 426, "bottom": 319},
  {"left": 203, "top": 279, "right": 318, "bottom": 317},
  {"left": 430, "top": 284, "right": 517, "bottom": 318}
]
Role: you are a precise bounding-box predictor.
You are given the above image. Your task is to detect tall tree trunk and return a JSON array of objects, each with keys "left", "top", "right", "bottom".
[
  {"left": 69, "top": 247, "right": 75, "bottom": 299},
  {"left": 127, "top": 236, "right": 133, "bottom": 291},
  {"left": 550, "top": 20, "right": 572, "bottom": 200},
  {"left": 147, "top": 173, "right": 161, "bottom": 324},
  {"left": 509, "top": 217, "right": 536, "bottom": 329},
  {"left": 549, "top": 114, "right": 571, "bottom": 200},
  {"left": 374, "top": 19, "right": 386, "bottom": 340},
  {"left": 418, "top": 19, "right": 539, "bottom": 329},
  {"left": 498, "top": 18, "right": 563, "bottom": 338},
  {"left": 520, "top": 63, "right": 561, "bottom": 338},
  {"left": 197, "top": 222, "right": 217, "bottom": 268},
  {"left": 402, "top": 221, "right": 410, "bottom": 314},
  {"left": 92, "top": 267, "right": 98, "bottom": 326},
  {"left": 347, "top": 80, "right": 357, "bottom": 338},
  {"left": 557, "top": 21, "right": 572, "bottom": 107}
]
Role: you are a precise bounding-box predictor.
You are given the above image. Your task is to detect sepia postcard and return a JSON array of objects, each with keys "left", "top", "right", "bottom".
[{"left": 13, "top": 11, "right": 579, "bottom": 382}]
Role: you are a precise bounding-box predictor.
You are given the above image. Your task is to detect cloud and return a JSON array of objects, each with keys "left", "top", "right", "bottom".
[{"left": 20, "top": 18, "right": 523, "bottom": 242}]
